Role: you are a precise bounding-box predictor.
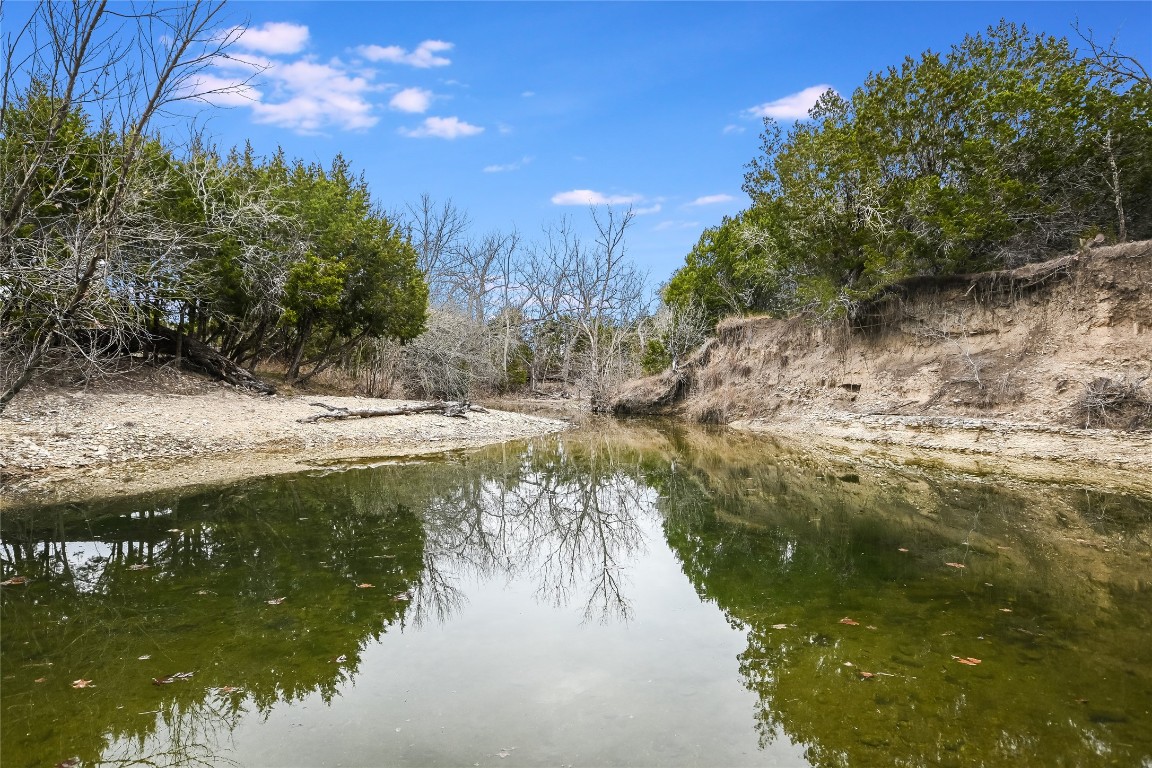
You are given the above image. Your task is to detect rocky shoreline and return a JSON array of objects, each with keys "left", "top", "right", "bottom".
[
  {"left": 730, "top": 411, "right": 1152, "bottom": 497},
  {"left": 0, "top": 375, "right": 570, "bottom": 508}
]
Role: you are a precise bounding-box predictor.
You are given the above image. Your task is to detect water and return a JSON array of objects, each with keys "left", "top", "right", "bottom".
[{"left": 2, "top": 421, "right": 1150, "bottom": 767}]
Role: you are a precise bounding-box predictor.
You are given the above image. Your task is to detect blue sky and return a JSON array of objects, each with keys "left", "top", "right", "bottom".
[{"left": 13, "top": 1, "right": 1152, "bottom": 285}]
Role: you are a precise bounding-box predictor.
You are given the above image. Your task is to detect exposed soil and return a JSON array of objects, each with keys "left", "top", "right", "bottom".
[
  {"left": 0, "top": 368, "right": 570, "bottom": 508},
  {"left": 613, "top": 240, "right": 1152, "bottom": 495}
]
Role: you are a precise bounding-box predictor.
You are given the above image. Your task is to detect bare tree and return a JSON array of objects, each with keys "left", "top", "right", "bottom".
[
  {"left": 1074, "top": 21, "right": 1151, "bottom": 89},
  {"left": 641, "top": 301, "right": 710, "bottom": 372},
  {"left": 402, "top": 193, "right": 471, "bottom": 306},
  {"left": 0, "top": 1, "right": 248, "bottom": 412},
  {"left": 565, "top": 206, "right": 648, "bottom": 409},
  {"left": 392, "top": 200, "right": 649, "bottom": 402}
]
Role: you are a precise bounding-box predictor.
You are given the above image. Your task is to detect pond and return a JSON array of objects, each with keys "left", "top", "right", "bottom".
[{"left": 2, "top": 421, "right": 1151, "bottom": 768}]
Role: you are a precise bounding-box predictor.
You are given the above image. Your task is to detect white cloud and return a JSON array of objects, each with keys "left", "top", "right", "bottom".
[
  {"left": 722, "top": 124, "right": 745, "bottom": 135},
  {"left": 484, "top": 156, "right": 532, "bottom": 173},
  {"left": 232, "top": 22, "right": 309, "bottom": 55},
  {"left": 654, "top": 220, "right": 702, "bottom": 232},
  {"left": 687, "top": 194, "right": 735, "bottom": 207},
  {"left": 551, "top": 189, "right": 643, "bottom": 206},
  {"left": 746, "top": 84, "right": 835, "bottom": 120},
  {"left": 389, "top": 87, "right": 432, "bottom": 113},
  {"left": 521, "top": 90, "right": 536, "bottom": 98},
  {"left": 633, "top": 204, "right": 662, "bottom": 215},
  {"left": 200, "top": 26, "right": 477, "bottom": 135},
  {"left": 401, "top": 116, "right": 483, "bottom": 139},
  {"left": 251, "top": 58, "right": 378, "bottom": 133},
  {"left": 357, "top": 40, "right": 453, "bottom": 68}
]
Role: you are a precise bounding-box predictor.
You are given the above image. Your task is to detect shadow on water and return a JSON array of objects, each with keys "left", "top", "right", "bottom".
[{"left": 2, "top": 420, "right": 1150, "bottom": 767}]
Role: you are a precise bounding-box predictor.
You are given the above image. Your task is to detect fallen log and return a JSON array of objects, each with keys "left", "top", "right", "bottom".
[
  {"left": 149, "top": 326, "right": 277, "bottom": 395},
  {"left": 298, "top": 400, "right": 488, "bottom": 423}
]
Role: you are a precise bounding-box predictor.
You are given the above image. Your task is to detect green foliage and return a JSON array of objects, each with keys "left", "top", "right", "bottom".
[
  {"left": 663, "top": 208, "right": 794, "bottom": 325},
  {"left": 3, "top": 72, "right": 429, "bottom": 392},
  {"left": 273, "top": 155, "right": 427, "bottom": 377},
  {"left": 676, "top": 22, "right": 1152, "bottom": 322},
  {"left": 0, "top": 81, "right": 102, "bottom": 236},
  {"left": 641, "top": 338, "right": 672, "bottom": 375}
]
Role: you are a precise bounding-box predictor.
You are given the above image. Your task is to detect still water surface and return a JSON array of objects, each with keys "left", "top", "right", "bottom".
[{"left": 2, "top": 422, "right": 1150, "bottom": 767}]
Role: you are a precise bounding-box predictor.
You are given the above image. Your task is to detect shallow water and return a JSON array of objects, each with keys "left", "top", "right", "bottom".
[{"left": 2, "top": 422, "right": 1150, "bottom": 767}]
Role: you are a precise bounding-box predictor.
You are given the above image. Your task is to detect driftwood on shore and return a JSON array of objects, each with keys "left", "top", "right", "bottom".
[{"left": 298, "top": 400, "right": 489, "bottom": 423}]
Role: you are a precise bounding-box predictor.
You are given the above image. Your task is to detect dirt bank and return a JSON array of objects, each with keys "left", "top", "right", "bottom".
[
  {"left": 0, "top": 369, "right": 570, "bottom": 508},
  {"left": 613, "top": 241, "right": 1152, "bottom": 494}
]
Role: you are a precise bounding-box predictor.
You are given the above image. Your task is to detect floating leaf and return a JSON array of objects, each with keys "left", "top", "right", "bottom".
[
  {"left": 839, "top": 617, "right": 860, "bottom": 626},
  {"left": 138, "top": 655, "right": 151, "bottom": 660},
  {"left": 266, "top": 597, "right": 286, "bottom": 605},
  {"left": 771, "top": 623, "right": 789, "bottom": 630},
  {"left": 1, "top": 576, "right": 28, "bottom": 586},
  {"left": 34, "top": 677, "right": 47, "bottom": 683},
  {"left": 999, "top": 608, "right": 1013, "bottom": 613},
  {"left": 944, "top": 562, "right": 966, "bottom": 569},
  {"left": 951, "top": 656, "right": 982, "bottom": 666},
  {"left": 897, "top": 548, "right": 909, "bottom": 553},
  {"left": 356, "top": 583, "right": 375, "bottom": 589},
  {"left": 858, "top": 671, "right": 876, "bottom": 679},
  {"left": 217, "top": 686, "right": 240, "bottom": 694},
  {"left": 71, "top": 679, "right": 93, "bottom": 689},
  {"left": 842, "top": 661, "right": 855, "bottom": 667}
]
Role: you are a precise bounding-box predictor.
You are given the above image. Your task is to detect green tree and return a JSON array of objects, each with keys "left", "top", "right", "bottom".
[
  {"left": 718, "top": 21, "right": 1152, "bottom": 322},
  {"left": 281, "top": 156, "right": 427, "bottom": 383}
]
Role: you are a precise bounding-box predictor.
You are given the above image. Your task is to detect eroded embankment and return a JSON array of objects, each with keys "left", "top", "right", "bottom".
[{"left": 613, "top": 241, "right": 1152, "bottom": 493}]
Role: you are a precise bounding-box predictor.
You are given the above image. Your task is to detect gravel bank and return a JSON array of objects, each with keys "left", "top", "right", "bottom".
[{"left": 0, "top": 375, "right": 570, "bottom": 507}]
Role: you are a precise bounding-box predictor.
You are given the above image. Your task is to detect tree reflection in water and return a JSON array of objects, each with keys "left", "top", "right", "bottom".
[
  {"left": 416, "top": 439, "right": 653, "bottom": 624},
  {"left": 2, "top": 423, "right": 1150, "bottom": 768},
  {"left": 0, "top": 434, "right": 657, "bottom": 766}
]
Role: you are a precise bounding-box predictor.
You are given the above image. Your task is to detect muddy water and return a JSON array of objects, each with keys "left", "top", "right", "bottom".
[{"left": 2, "top": 422, "right": 1150, "bottom": 767}]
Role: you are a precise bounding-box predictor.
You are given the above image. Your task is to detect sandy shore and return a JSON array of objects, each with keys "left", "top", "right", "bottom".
[{"left": 0, "top": 374, "right": 571, "bottom": 508}]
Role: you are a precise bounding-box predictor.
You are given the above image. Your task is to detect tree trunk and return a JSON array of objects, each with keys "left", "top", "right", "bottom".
[
  {"left": 1104, "top": 130, "right": 1127, "bottom": 242},
  {"left": 287, "top": 316, "right": 313, "bottom": 381},
  {"left": 149, "top": 325, "right": 276, "bottom": 394}
]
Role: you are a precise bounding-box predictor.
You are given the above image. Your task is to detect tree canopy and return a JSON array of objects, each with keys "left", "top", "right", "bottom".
[{"left": 666, "top": 22, "right": 1152, "bottom": 324}]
